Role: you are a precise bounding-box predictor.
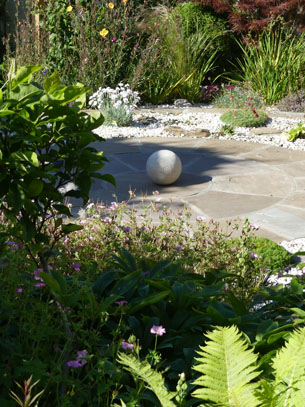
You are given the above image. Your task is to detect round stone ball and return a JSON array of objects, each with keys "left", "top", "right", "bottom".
[{"left": 146, "top": 149, "right": 182, "bottom": 185}]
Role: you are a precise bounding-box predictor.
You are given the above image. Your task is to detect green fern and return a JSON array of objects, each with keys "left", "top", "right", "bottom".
[
  {"left": 117, "top": 352, "right": 176, "bottom": 407},
  {"left": 270, "top": 327, "right": 305, "bottom": 407},
  {"left": 192, "top": 325, "right": 261, "bottom": 407}
]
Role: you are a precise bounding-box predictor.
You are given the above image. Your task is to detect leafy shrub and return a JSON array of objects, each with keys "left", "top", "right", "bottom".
[
  {"left": 230, "top": 237, "right": 294, "bottom": 275},
  {"left": 276, "top": 90, "right": 305, "bottom": 112},
  {"left": 214, "top": 85, "right": 265, "bottom": 109},
  {"left": 285, "top": 122, "right": 305, "bottom": 142},
  {"left": 220, "top": 109, "right": 269, "bottom": 127},
  {"left": 88, "top": 83, "right": 140, "bottom": 126}
]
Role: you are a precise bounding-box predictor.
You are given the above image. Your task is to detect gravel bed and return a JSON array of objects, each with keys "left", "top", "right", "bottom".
[{"left": 93, "top": 108, "right": 305, "bottom": 151}]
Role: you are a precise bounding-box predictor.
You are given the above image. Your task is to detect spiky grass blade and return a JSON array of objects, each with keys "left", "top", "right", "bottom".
[
  {"left": 272, "top": 327, "right": 305, "bottom": 407},
  {"left": 117, "top": 352, "right": 176, "bottom": 407},
  {"left": 192, "top": 325, "right": 261, "bottom": 407}
]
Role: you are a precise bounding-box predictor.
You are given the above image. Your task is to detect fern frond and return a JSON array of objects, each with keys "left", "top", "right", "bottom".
[
  {"left": 272, "top": 327, "right": 305, "bottom": 407},
  {"left": 192, "top": 325, "right": 261, "bottom": 407},
  {"left": 117, "top": 352, "right": 176, "bottom": 407}
]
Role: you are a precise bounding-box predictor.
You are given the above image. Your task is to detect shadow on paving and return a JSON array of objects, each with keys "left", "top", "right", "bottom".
[{"left": 68, "top": 137, "right": 259, "bottom": 216}]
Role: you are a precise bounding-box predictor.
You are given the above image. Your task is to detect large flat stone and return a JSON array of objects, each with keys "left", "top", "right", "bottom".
[
  {"left": 248, "top": 207, "right": 305, "bottom": 240},
  {"left": 244, "top": 146, "right": 305, "bottom": 164},
  {"left": 91, "top": 138, "right": 141, "bottom": 154},
  {"left": 187, "top": 191, "right": 279, "bottom": 218},
  {"left": 210, "top": 170, "right": 293, "bottom": 198},
  {"left": 192, "top": 139, "right": 267, "bottom": 157},
  {"left": 276, "top": 161, "right": 305, "bottom": 177},
  {"left": 280, "top": 192, "right": 305, "bottom": 209}
]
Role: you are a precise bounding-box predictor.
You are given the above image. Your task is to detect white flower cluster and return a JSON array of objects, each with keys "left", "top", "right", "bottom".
[{"left": 88, "top": 83, "right": 140, "bottom": 113}]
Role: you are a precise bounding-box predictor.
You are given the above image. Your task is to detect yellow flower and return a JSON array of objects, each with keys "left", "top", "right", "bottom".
[
  {"left": 100, "top": 29, "right": 109, "bottom": 38},
  {"left": 66, "top": 5, "right": 73, "bottom": 12},
  {"left": 108, "top": 2, "right": 114, "bottom": 9},
  {"left": 122, "top": 0, "right": 127, "bottom": 4}
]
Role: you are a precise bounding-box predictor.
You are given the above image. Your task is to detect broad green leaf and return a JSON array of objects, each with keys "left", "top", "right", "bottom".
[
  {"left": 51, "top": 270, "right": 67, "bottom": 295},
  {"left": 20, "top": 216, "right": 36, "bottom": 242},
  {"left": 43, "top": 71, "right": 61, "bottom": 94},
  {"left": 27, "top": 179, "right": 43, "bottom": 197},
  {"left": 11, "top": 65, "right": 42, "bottom": 89},
  {"left": 110, "top": 271, "right": 141, "bottom": 297},
  {"left": 40, "top": 272, "right": 61, "bottom": 296},
  {"left": 52, "top": 204, "right": 72, "bottom": 217},
  {"left": 129, "top": 291, "right": 170, "bottom": 313},
  {"left": 61, "top": 223, "right": 83, "bottom": 235},
  {"left": 9, "top": 83, "right": 42, "bottom": 102},
  {"left": 91, "top": 270, "right": 117, "bottom": 296}
]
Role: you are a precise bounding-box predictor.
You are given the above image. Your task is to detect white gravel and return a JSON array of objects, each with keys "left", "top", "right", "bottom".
[{"left": 93, "top": 109, "right": 305, "bottom": 151}]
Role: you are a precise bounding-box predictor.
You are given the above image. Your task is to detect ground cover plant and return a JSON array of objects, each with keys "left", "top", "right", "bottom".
[
  {"left": 220, "top": 109, "right": 269, "bottom": 127},
  {"left": 1, "top": 192, "right": 305, "bottom": 406}
]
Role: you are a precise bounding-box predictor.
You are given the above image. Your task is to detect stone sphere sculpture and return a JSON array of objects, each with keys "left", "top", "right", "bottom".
[{"left": 146, "top": 149, "right": 182, "bottom": 185}]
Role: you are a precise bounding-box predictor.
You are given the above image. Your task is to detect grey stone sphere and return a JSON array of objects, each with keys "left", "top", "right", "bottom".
[{"left": 146, "top": 149, "right": 182, "bottom": 185}]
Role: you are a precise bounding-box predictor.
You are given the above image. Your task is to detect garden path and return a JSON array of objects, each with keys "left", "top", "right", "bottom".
[{"left": 81, "top": 107, "right": 305, "bottom": 243}]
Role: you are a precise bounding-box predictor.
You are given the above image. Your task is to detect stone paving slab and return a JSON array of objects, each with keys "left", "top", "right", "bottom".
[{"left": 85, "top": 131, "right": 305, "bottom": 242}]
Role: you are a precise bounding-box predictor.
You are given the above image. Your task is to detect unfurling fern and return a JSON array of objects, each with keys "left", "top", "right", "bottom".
[
  {"left": 192, "top": 325, "right": 261, "bottom": 407},
  {"left": 117, "top": 352, "right": 176, "bottom": 407}
]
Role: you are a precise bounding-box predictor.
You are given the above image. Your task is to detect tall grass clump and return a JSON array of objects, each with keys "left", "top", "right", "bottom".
[
  {"left": 235, "top": 24, "right": 305, "bottom": 105},
  {"left": 135, "top": 5, "right": 219, "bottom": 104}
]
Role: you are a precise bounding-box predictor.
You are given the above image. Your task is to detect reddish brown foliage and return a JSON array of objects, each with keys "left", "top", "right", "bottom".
[{"left": 192, "top": 0, "right": 305, "bottom": 33}]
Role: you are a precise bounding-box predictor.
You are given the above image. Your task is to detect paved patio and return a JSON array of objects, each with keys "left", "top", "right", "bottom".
[{"left": 85, "top": 133, "right": 305, "bottom": 243}]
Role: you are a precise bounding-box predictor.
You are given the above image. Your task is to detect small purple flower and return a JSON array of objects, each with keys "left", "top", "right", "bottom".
[
  {"left": 121, "top": 341, "right": 134, "bottom": 350},
  {"left": 115, "top": 300, "right": 128, "bottom": 306},
  {"left": 16, "top": 287, "right": 23, "bottom": 294},
  {"left": 249, "top": 252, "right": 258, "bottom": 259},
  {"left": 123, "top": 226, "right": 131, "bottom": 232},
  {"left": 150, "top": 325, "right": 166, "bottom": 336},
  {"left": 196, "top": 216, "right": 206, "bottom": 221},
  {"left": 250, "top": 224, "right": 260, "bottom": 230},
  {"left": 34, "top": 268, "right": 44, "bottom": 281},
  {"left": 175, "top": 246, "right": 183, "bottom": 251},
  {"left": 34, "top": 282, "right": 46, "bottom": 288},
  {"left": 144, "top": 270, "right": 150, "bottom": 276},
  {"left": 67, "top": 349, "right": 88, "bottom": 368},
  {"left": 111, "top": 37, "right": 117, "bottom": 42},
  {"left": 43, "top": 68, "right": 48, "bottom": 75},
  {"left": 71, "top": 263, "right": 81, "bottom": 271}
]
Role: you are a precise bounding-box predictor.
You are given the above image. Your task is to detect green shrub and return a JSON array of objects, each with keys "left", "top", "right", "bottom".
[
  {"left": 245, "top": 237, "right": 293, "bottom": 274},
  {"left": 214, "top": 85, "right": 265, "bottom": 109},
  {"left": 220, "top": 109, "right": 269, "bottom": 127}
]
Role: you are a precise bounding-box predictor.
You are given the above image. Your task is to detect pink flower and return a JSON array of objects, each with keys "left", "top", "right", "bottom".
[
  {"left": 115, "top": 300, "right": 128, "bottom": 306},
  {"left": 112, "top": 37, "right": 117, "bottom": 42},
  {"left": 249, "top": 252, "right": 258, "bottom": 259},
  {"left": 16, "top": 288, "right": 23, "bottom": 294},
  {"left": 34, "top": 268, "right": 44, "bottom": 281},
  {"left": 34, "top": 282, "right": 46, "bottom": 288},
  {"left": 196, "top": 216, "right": 206, "bottom": 221},
  {"left": 250, "top": 224, "right": 260, "bottom": 230},
  {"left": 150, "top": 325, "right": 166, "bottom": 336},
  {"left": 121, "top": 341, "right": 134, "bottom": 350}
]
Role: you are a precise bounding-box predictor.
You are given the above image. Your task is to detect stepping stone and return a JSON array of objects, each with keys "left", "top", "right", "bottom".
[
  {"left": 164, "top": 125, "right": 210, "bottom": 138},
  {"left": 250, "top": 127, "right": 282, "bottom": 135}
]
